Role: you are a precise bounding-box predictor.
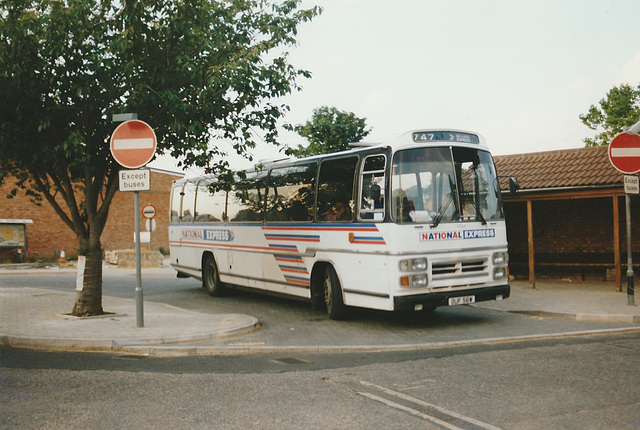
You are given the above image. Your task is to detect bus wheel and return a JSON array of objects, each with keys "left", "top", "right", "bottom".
[
  {"left": 203, "top": 254, "right": 225, "bottom": 297},
  {"left": 323, "top": 265, "right": 347, "bottom": 320}
]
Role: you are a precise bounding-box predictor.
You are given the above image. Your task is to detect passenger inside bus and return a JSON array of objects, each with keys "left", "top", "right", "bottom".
[
  {"left": 325, "top": 200, "right": 352, "bottom": 221},
  {"left": 394, "top": 189, "right": 415, "bottom": 222},
  {"left": 369, "top": 184, "right": 383, "bottom": 209}
]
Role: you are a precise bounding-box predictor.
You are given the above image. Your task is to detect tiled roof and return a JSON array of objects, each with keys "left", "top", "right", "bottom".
[{"left": 493, "top": 145, "right": 624, "bottom": 191}]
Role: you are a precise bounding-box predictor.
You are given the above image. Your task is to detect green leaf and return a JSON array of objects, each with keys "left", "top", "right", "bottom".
[{"left": 580, "top": 84, "right": 640, "bottom": 146}]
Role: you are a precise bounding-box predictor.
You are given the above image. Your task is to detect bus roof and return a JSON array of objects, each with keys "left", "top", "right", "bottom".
[{"left": 173, "top": 129, "right": 489, "bottom": 185}]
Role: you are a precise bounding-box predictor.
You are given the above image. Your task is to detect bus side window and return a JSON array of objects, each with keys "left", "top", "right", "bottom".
[
  {"left": 228, "top": 172, "right": 266, "bottom": 222},
  {"left": 317, "top": 156, "right": 357, "bottom": 222},
  {"left": 195, "top": 181, "right": 226, "bottom": 222},
  {"left": 267, "top": 164, "right": 316, "bottom": 222},
  {"left": 170, "top": 183, "right": 183, "bottom": 222},
  {"left": 359, "top": 155, "right": 386, "bottom": 222},
  {"left": 181, "top": 181, "right": 197, "bottom": 223}
]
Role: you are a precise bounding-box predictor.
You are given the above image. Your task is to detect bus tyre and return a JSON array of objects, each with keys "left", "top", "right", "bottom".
[
  {"left": 203, "top": 255, "right": 225, "bottom": 297},
  {"left": 323, "top": 265, "right": 347, "bottom": 320}
]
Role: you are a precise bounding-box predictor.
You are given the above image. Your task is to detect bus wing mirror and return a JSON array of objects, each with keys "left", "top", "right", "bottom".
[{"left": 509, "top": 177, "right": 519, "bottom": 195}]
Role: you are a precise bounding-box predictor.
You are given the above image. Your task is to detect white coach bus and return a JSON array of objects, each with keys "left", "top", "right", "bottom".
[{"left": 169, "top": 129, "right": 510, "bottom": 319}]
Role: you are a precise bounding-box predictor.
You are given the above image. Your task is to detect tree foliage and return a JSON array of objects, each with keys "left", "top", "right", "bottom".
[
  {"left": 0, "top": 0, "right": 320, "bottom": 315},
  {"left": 580, "top": 84, "right": 640, "bottom": 146},
  {"left": 286, "top": 106, "right": 371, "bottom": 157}
]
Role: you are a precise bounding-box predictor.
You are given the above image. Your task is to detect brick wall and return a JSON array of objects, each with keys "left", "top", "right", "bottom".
[
  {"left": 101, "top": 170, "right": 180, "bottom": 254},
  {"left": 0, "top": 169, "right": 182, "bottom": 261}
]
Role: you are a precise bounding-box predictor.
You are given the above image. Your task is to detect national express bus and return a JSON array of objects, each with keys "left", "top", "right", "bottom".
[{"left": 169, "top": 129, "right": 510, "bottom": 319}]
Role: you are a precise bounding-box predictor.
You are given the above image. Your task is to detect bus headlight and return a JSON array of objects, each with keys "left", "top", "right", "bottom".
[
  {"left": 411, "top": 273, "right": 428, "bottom": 287},
  {"left": 400, "top": 273, "right": 428, "bottom": 288},
  {"left": 399, "top": 258, "right": 427, "bottom": 272},
  {"left": 492, "top": 251, "right": 508, "bottom": 265},
  {"left": 493, "top": 267, "right": 507, "bottom": 280}
]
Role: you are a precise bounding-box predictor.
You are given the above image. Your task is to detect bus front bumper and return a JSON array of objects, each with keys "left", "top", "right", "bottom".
[{"left": 393, "top": 285, "right": 510, "bottom": 311}]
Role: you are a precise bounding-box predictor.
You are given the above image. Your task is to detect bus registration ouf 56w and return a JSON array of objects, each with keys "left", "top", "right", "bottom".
[{"left": 169, "top": 129, "right": 510, "bottom": 320}]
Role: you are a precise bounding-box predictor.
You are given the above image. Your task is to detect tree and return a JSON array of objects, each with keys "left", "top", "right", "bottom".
[
  {"left": 286, "top": 106, "right": 371, "bottom": 157},
  {"left": 580, "top": 84, "right": 640, "bottom": 146},
  {"left": 0, "top": 0, "right": 320, "bottom": 316}
]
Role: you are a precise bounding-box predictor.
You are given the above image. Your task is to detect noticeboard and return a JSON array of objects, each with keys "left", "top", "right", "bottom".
[{"left": 0, "top": 223, "right": 27, "bottom": 247}]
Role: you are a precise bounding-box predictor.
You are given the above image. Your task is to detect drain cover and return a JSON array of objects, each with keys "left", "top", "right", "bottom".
[{"left": 273, "top": 357, "right": 310, "bottom": 365}]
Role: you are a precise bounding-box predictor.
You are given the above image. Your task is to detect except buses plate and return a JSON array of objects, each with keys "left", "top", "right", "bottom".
[{"left": 449, "top": 295, "right": 475, "bottom": 306}]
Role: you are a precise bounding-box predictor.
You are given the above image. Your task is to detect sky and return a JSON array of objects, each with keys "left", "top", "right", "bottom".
[{"left": 150, "top": 0, "right": 640, "bottom": 174}]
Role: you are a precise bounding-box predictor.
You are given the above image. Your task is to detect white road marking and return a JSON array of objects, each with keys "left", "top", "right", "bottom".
[{"left": 329, "top": 377, "right": 502, "bottom": 430}]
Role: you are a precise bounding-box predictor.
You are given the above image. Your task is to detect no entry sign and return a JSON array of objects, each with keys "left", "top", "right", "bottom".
[
  {"left": 608, "top": 132, "right": 640, "bottom": 174},
  {"left": 110, "top": 120, "right": 157, "bottom": 169},
  {"left": 142, "top": 204, "right": 156, "bottom": 219}
]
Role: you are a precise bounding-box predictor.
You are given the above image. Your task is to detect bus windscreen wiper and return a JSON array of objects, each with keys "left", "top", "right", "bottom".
[
  {"left": 472, "top": 200, "right": 487, "bottom": 225},
  {"left": 431, "top": 190, "right": 454, "bottom": 228},
  {"left": 432, "top": 176, "right": 457, "bottom": 228}
]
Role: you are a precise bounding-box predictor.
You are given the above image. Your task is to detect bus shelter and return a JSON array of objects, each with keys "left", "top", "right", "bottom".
[{"left": 494, "top": 146, "right": 639, "bottom": 291}]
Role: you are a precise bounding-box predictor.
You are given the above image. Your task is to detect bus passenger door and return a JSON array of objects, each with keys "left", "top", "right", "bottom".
[
  {"left": 176, "top": 181, "right": 201, "bottom": 272},
  {"left": 170, "top": 181, "right": 201, "bottom": 272},
  {"left": 221, "top": 171, "right": 267, "bottom": 288}
]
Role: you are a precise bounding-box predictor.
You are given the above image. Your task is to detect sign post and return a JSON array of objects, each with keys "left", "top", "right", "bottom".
[
  {"left": 110, "top": 119, "right": 157, "bottom": 326},
  {"left": 608, "top": 128, "right": 640, "bottom": 306}
]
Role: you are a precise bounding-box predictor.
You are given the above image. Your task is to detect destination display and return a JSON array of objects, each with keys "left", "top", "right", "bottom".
[{"left": 412, "top": 131, "right": 480, "bottom": 144}]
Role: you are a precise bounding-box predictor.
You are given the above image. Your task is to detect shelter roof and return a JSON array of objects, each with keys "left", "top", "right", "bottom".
[{"left": 493, "top": 145, "right": 624, "bottom": 191}]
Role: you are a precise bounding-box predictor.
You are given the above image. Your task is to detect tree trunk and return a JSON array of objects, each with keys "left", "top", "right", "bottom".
[{"left": 71, "top": 247, "right": 104, "bottom": 317}]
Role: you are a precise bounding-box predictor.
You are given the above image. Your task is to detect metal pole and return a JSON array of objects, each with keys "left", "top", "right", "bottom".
[
  {"left": 134, "top": 191, "right": 144, "bottom": 326},
  {"left": 626, "top": 194, "right": 635, "bottom": 306},
  {"left": 619, "top": 120, "right": 640, "bottom": 305}
]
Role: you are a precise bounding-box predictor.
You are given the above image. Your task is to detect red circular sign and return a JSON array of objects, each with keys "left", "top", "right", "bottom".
[
  {"left": 110, "top": 120, "right": 157, "bottom": 169},
  {"left": 142, "top": 204, "right": 156, "bottom": 219},
  {"left": 609, "top": 132, "right": 640, "bottom": 174}
]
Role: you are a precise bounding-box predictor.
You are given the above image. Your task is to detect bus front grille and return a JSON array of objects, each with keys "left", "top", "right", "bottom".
[{"left": 431, "top": 258, "right": 488, "bottom": 284}]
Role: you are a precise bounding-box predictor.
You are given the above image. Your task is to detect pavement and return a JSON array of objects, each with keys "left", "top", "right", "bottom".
[{"left": 1, "top": 262, "right": 640, "bottom": 357}]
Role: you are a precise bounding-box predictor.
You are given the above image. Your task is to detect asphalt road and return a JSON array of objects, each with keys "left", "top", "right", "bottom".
[
  {"left": 2, "top": 332, "right": 639, "bottom": 429},
  {"left": 2, "top": 269, "right": 640, "bottom": 428}
]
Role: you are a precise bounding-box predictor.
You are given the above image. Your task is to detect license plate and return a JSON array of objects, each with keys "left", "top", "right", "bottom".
[{"left": 448, "top": 295, "right": 475, "bottom": 306}]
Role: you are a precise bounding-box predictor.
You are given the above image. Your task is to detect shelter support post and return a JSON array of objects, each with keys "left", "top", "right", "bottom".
[
  {"left": 613, "top": 196, "right": 622, "bottom": 292},
  {"left": 527, "top": 200, "right": 535, "bottom": 289}
]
